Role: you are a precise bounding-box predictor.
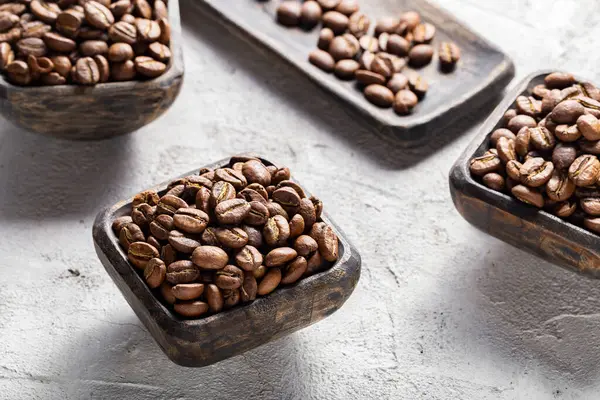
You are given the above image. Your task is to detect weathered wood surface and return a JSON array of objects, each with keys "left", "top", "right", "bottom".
[
  {"left": 450, "top": 71, "right": 600, "bottom": 278},
  {"left": 92, "top": 155, "right": 361, "bottom": 367},
  {"left": 0, "top": 0, "right": 185, "bottom": 140},
  {"left": 191, "top": 0, "right": 514, "bottom": 146}
]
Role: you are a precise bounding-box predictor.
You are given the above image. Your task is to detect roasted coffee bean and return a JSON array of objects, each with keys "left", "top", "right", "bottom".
[
  {"left": 545, "top": 72, "right": 575, "bottom": 89},
  {"left": 241, "top": 160, "right": 271, "bottom": 187},
  {"left": 552, "top": 144, "right": 577, "bottom": 170},
  {"left": 408, "top": 44, "right": 433, "bottom": 68},
  {"left": 288, "top": 214, "right": 305, "bottom": 238},
  {"left": 322, "top": 10, "right": 348, "bottom": 34},
  {"left": 135, "top": 56, "right": 166, "bottom": 78},
  {"left": 0, "top": 42, "right": 14, "bottom": 70},
  {"left": 0, "top": 11, "right": 19, "bottom": 33},
  {"left": 546, "top": 170, "right": 575, "bottom": 202},
  {"left": 135, "top": 191, "right": 158, "bottom": 207},
  {"left": 30, "top": 1, "right": 60, "bottom": 24},
  {"left": 294, "top": 235, "right": 318, "bottom": 257},
  {"left": 393, "top": 89, "right": 418, "bottom": 115},
  {"left": 264, "top": 215, "right": 291, "bottom": 247},
  {"left": 84, "top": 1, "right": 113, "bottom": 30},
  {"left": 577, "top": 114, "right": 600, "bottom": 141},
  {"left": 408, "top": 73, "right": 428, "bottom": 98},
  {"left": 238, "top": 187, "right": 268, "bottom": 205},
  {"left": 166, "top": 260, "right": 199, "bottom": 284},
  {"left": 507, "top": 115, "right": 537, "bottom": 134},
  {"left": 335, "top": 0, "right": 359, "bottom": 15},
  {"left": 109, "top": 21, "right": 137, "bottom": 44},
  {"left": 528, "top": 126, "right": 555, "bottom": 151},
  {"left": 328, "top": 33, "right": 359, "bottom": 61},
  {"left": 439, "top": 41, "right": 460, "bottom": 70},
  {"left": 554, "top": 124, "right": 581, "bottom": 142},
  {"left": 165, "top": 184, "right": 184, "bottom": 198},
  {"left": 119, "top": 222, "right": 144, "bottom": 250},
  {"left": 79, "top": 40, "right": 107, "bottom": 57},
  {"left": 300, "top": 1, "right": 322, "bottom": 28},
  {"left": 253, "top": 265, "right": 267, "bottom": 280},
  {"left": 506, "top": 160, "right": 522, "bottom": 181},
  {"left": 198, "top": 227, "right": 218, "bottom": 247},
  {"left": 281, "top": 256, "right": 308, "bottom": 285},
  {"left": 363, "top": 83, "right": 394, "bottom": 107},
  {"left": 235, "top": 245, "right": 263, "bottom": 272},
  {"left": 348, "top": 11, "right": 369, "bottom": 38},
  {"left": 359, "top": 36, "right": 378, "bottom": 53},
  {"left": 490, "top": 128, "right": 516, "bottom": 146},
  {"left": 110, "top": 0, "right": 132, "bottom": 18},
  {"left": 133, "top": 0, "right": 152, "bottom": 19},
  {"left": 375, "top": 16, "right": 399, "bottom": 36},
  {"left": 266, "top": 200, "right": 289, "bottom": 221},
  {"left": 222, "top": 289, "right": 240, "bottom": 309},
  {"left": 334, "top": 59, "right": 359, "bottom": 80},
  {"left": 257, "top": 268, "right": 282, "bottom": 296},
  {"left": 240, "top": 274, "right": 258, "bottom": 302},
  {"left": 195, "top": 186, "right": 211, "bottom": 214},
  {"left": 146, "top": 235, "right": 160, "bottom": 251},
  {"left": 469, "top": 152, "right": 501, "bottom": 176},
  {"left": 309, "top": 48, "right": 335, "bottom": 72},
  {"left": 144, "top": 258, "right": 166, "bottom": 289},
  {"left": 541, "top": 89, "right": 562, "bottom": 115},
  {"left": 148, "top": 41, "right": 170, "bottom": 63},
  {"left": 580, "top": 140, "right": 600, "bottom": 155},
  {"left": 511, "top": 185, "right": 544, "bottom": 208},
  {"left": 205, "top": 284, "right": 223, "bottom": 313},
  {"left": 482, "top": 173, "right": 505, "bottom": 191},
  {"left": 56, "top": 10, "right": 82, "bottom": 37},
  {"left": 584, "top": 217, "right": 600, "bottom": 233},
  {"left": 131, "top": 203, "right": 154, "bottom": 228},
  {"left": 16, "top": 37, "right": 46, "bottom": 57},
  {"left": 369, "top": 53, "right": 393, "bottom": 78},
  {"left": 157, "top": 194, "right": 187, "bottom": 216},
  {"left": 317, "top": 27, "right": 334, "bottom": 50},
  {"left": 496, "top": 137, "right": 516, "bottom": 163},
  {"left": 172, "top": 283, "right": 205, "bottom": 301},
  {"left": 173, "top": 208, "right": 209, "bottom": 234},
  {"left": 174, "top": 301, "right": 209, "bottom": 318},
  {"left": 296, "top": 198, "right": 316, "bottom": 229},
  {"left": 355, "top": 69, "right": 386, "bottom": 86},
  {"left": 128, "top": 241, "right": 159, "bottom": 269},
  {"left": 569, "top": 155, "right": 600, "bottom": 187},
  {"left": 580, "top": 198, "right": 600, "bottom": 216},
  {"left": 553, "top": 201, "right": 577, "bottom": 218},
  {"left": 516, "top": 95, "right": 542, "bottom": 117},
  {"left": 210, "top": 181, "right": 236, "bottom": 208},
  {"left": 413, "top": 22, "right": 435, "bottom": 44},
  {"left": 277, "top": 1, "right": 301, "bottom": 26},
  {"left": 27, "top": 55, "right": 52, "bottom": 79},
  {"left": 385, "top": 34, "right": 410, "bottom": 57},
  {"left": 215, "top": 227, "right": 248, "bottom": 249},
  {"left": 272, "top": 186, "right": 301, "bottom": 208},
  {"left": 532, "top": 84, "right": 550, "bottom": 99},
  {"left": 160, "top": 283, "right": 176, "bottom": 304},
  {"left": 386, "top": 73, "right": 408, "bottom": 94},
  {"left": 243, "top": 201, "right": 269, "bottom": 226},
  {"left": 190, "top": 246, "right": 228, "bottom": 271},
  {"left": 215, "top": 265, "right": 243, "bottom": 290},
  {"left": 112, "top": 216, "right": 133, "bottom": 234},
  {"left": 241, "top": 225, "right": 263, "bottom": 248},
  {"left": 314, "top": 223, "right": 338, "bottom": 262},
  {"left": 359, "top": 51, "right": 375, "bottom": 70},
  {"left": 305, "top": 250, "right": 326, "bottom": 276},
  {"left": 215, "top": 168, "right": 247, "bottom": 190},
  {"left": 168, "top": 230, "right": 201, "bottom": 254},
  {"left": 502, "top": 109, "right": 518, "bottom": 126},
  {"left": 111, "top": 59, "right": 136, "bottom": 80},
  {"left": 215, "top": 198, "right": 251, "bottom": 225},
  {"left": 74, "top": 57, "right": 99, "bottom": 84},
  {"left": 43, "top": 32, "right": 75, "bottom": 53},
  {"left": 317, "top": 0, "right": 341, "bottom": 10},
  {"left": 551, "top": 100, "right": 585, "bottom": 124},
  {"left": 158, "top": 17, "right": 170, "bottom": 45},
  {"left": 520, "top": 157, "right": 554, "bottom": 187}
]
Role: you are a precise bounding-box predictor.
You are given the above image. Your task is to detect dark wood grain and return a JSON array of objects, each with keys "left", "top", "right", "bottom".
[
  {"left": 0, "top": 0, "right": 184, "bottom": 141},
  {"left": 449, "top": 71, "right": 600, "bottom": 279},
  {"left": 189, "top": 0, "right": 514, "bottom": 146},
  {"left": 92, "top": 154, "right": 362, "bottom": 367}
]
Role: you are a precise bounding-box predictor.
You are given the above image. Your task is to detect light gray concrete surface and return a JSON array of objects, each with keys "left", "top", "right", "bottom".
[{"left": 1, "top": 1, "right": 600, "bottom": 399}]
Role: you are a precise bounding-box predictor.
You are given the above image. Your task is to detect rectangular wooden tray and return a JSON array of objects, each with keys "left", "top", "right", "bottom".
[
  {"left": 450, "top": 71, "right": 600, "bottom": 279},
  {"left": 190, "top": 0, "right": 514, "bottom": 145}
]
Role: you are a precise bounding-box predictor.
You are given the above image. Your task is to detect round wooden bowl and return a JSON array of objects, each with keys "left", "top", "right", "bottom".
[{"left": 0, "top": 0, "right": 184, "bottom": 141}]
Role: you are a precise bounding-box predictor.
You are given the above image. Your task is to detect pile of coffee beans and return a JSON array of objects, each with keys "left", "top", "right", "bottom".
[
  {"left": 470, "top": 72, "right": 600, "bottom": 234},
  {"left": 274, "top": 0, "right": 460, "bottom": 114},
  {"left": 112, "top": 156, "right": 340, "bottom": 318},
  {"left": 0, "top": 0, "right": 171, "bottom": 86}
]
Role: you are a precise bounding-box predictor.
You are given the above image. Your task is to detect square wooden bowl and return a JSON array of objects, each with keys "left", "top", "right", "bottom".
[
  {"left": 0, "top": 0, "right": 184, "bottom": 141},
  {"left": 450, "top": 71, "right": 600, "bottom": 279},
  {"left": 92, "top": 155, "right": 361, "bottom": 367}
]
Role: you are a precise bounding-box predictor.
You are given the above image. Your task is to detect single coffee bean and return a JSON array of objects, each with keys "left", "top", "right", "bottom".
[
  {"left": 205, "top": 284, "right": 223, "bottom": 313},
  {"left": 490, "top": 128, "right": 516, "bottom": 146},
  {"left": 195, "top": 186, "right": 211, "bottom": 214},
  {"left": 541, "top": 89, "right": 562, "bottom": 115},
  {"left": 133, "top": 0, "right": 152, "bottom": 19},
  {"left": 364, "top": 84, "right": 394, "bottom": 108},
  {"left": 74, "top": 56, "right": 99, "bottom": 85},
  {"left": 546, "top": 170, "right": 575, "bottom": 202},
  {"left": 281, "top": 256, "right": 308, "bottom": 285},
  {"left": 482, "top": 173, "right": 505, "bottom": 191},
  {"left": 552, "top": 201, "right": 577, "bottom": 218},
  {"left": 244, "top": 201, "right": 269, "bottom": 226},
  {"left": 277, "top": 1, "right": 301, "bottom": 26},
  {"left": 266, "top": 200, "right": 289, "bottom": 221},
  {"left": 334, "top": 59, "right": 359, "bottom": 80},
  {"left": 238, "top": 187, "right": 268, "bottom": 205},
  {"left": 386, "top": 34, "right": 410, "bottom": 57},
  {"left": 554, "top": 124, "right": 581, "bottom": 142},
  {"left": 119, "top": 222, "right": 144, "bottom": 250},
  {"left": 235, "top": 245, "right": 263, "bottom": 272},
  {"left": 128, "top": 241, "right": 159, "bottom": 269},
  {"left": 309, "top": 48, "right": 335, "bottom": 72},
  {"left": 149, "top": 214, "right": 173, "bottom": 241},
  {"left": 552, "top": 144, "right": 577, "bottom": 170},
  {"left": 348, "top": 11, "right": 369, "bottom": 38},
  {"left": 305, "top": 250, "right": 325, "bottom": 276},
  {"left": 273, "top": 186, "right": 302, "bottom": 208},
  {"left": 505, "top": 160, "right": 522, "bottom": 181},
  {"left": 131, "top": 203, "right": 154, "bottom": 228},
  {"left": 335, "top": 0, "right": 359, "bottom": 15},
  {"left": 507, "top": 115, "right": 537, "bottom": 133},
  {"left": 215, "top": 265, "right": 243, "bottom": 290},
  {"left": 413, "top": 22, "right": 435, "bottom": 44},
  {"left": 359, "top": 36, "right": 379, "bottom": 53},
  {"left": 215, "top": 198, "right": 251, "bottom": 225},
  {"left": 166, "top": 260, "right": 199, "bottom": 284},
  {"left": 146, "top": 236, "right": 161, "bottom": 250},
  {"left": 0, "top": 42, "right": 14, "bottom": 70},
  {"left": 314, "top": 223, "right": 339, "bottom": 262},
  {"left": 79, "top": 40, "right": 108, "bottom": 57},
  {"left": 355, "top": 69, "right": 386, "bottom": 86},
  {"left": 375, "top": 16, "right": 399, "bottom": 36},
  {"left": 516, "top": 95, "right": 542, "bottom": 117},
  {"left": 16, "top": 37, "right": 46, "bottom": 57},
  {"left": 21, "top": 21, "right": 50, "bottom": 41},
  {"left": 300, "top": 1, "right": 322, "bottom": 28},
  {"left": 160, "top": 283, "right": 176, "bottom": 304},
  {"left": 148, "top": 41, "right": 171, "bottom": 63},
  {"left": 545, "top": 72, "right": 576, "bottom": 89},
  {"left": 408, "top": 73, "right": 428, "bottom": 98},
  {"left": 379, "top": 52, "right": 405, "bottom": 73},
  {"left": 168, "top": 230, "right": 201, "bottom": 254},
  {"left": 577, "top": 114, "right": 600, "bottom": 141},
  {"left": 84, "top": 1, "right": 114, "bottom": 30},
  {"left": 503, "top": 109, "right": 518, "bottom": 126},
  {"left": 30, "top": 0, "right": 60, "bottom": 24},
  {"left": 111, "top": 60, "right": 136, "bottom": 80},
  {"left": 172, "top": 283, "right": 205, "bottom": 301},
  {"left": 241, "top": 160, "right": 271, "bottom": 187},
  {"left": 328, "top": 33, "right": 359, "bottom": 61},
  {"left": 135, "top": 56, "right": 166, "bottom": 78},
  {"left": 569, "top": 155, "right": 600, "bottom": 187},
  {"left": 369, "top": 54, "right": 394, "bottom": 78},
  {"left": 469, "top": 152, "right": 501, "bottom": 176},
  {"left": 393, "top": 89, "right": 418, "bottom": 115},
  {"left": 528, "top": 126, "right": 555, "bottom": 151},
  {"left": 496, "top": 137, "right": 516, "bottom": 163},
  {"left": 551, "top": 100, "right": 585, "bottom": 124},
  {"left": 210, "top": 181, "right": 236, "bottom": 208},
  {"left": 532, "top": 84, "right": 550, "bottom": 99},
  {"left": 359, "top": 51, "right": 375, "bottom": 70},
  {"left": 294, "top": 234, "right": 319, "bottom": 257},
  {"left": 0, "top": 3, "right": 26, "bottom": 15},
  {"left": 222, "top": 289, "right": 240, "bottom": 309},
  {"left": 108, "top": 42, "right": 134, "bottom": 62},
  {"left": 133, "top": 190, "right": 159, "bottom": 207},
  {"left": 240, "top": 274, "right": 258, "bottom": 302},
  {"left": 200, "top": 227, "right": 219, "bottom": 247},
  {"left": 56, "top": 10, "right": 82, "bottom": 37},
  {"left": 173, "top": 208, "right": 209, "bottom": 234},
  {"left": 158, "top": 17, "right": 170, "bottom": 45},
  {"left": 579, "top": 139, "right": 600, "bottom": 155},
  {"left": 144, "top": 258, "right": 166, "bottom": 289},
  {"left": 584, "top": 217, "right": 600, "bottom": 233},
  {"left": 109, "top": 21, "right": 137, "bottom": 44},
  {"left": 317, "top": 0, "right": 341, "bottom": 10},
  {"left": 386, "top": 73, "right": 408, "bottom": 94},
  {"left": 174, "top": 301, "right": 209, "bottom": 318},
  {"left": 289, "top": 214, "right": 305, "bottom": 238},
  {"left": 215, "top": 168, "right": 247, "bottom": 190},
  {"left": 110, "top": 0, "right": 132, "bottom": 18},
  {"left": 322, "top": 11, "right": 349, "bottom": 34},
  {"left": 257, "top": 268, "right": 282, "bottom": 296},
  {"left": 408, "top": 44, "right": 433, "bottom": 68},
  {"left": 580, "top": 198, "right": 600, "bottom": 216},
  {"left": 241, "top": 225, "right": 263, "bottom": 248},
  {"left": 317, "top": 27, "right": 334, "bottom": 50},
  {"left": 0, "top": 27, "right": 21, "bottom": 44},
  {"left": 253, "top": 264, "right": 267, "bottom": 280},
  {"left": 0, "top": 11, "right": 19, "bottom": 33},
  {"left": 511, "top": 185, "right": 544, "bottom": 208},
  {"left": 112, "top": 216, "right": 133, "bottom": 234},
  {"left": 215, "top": 227, "right": 248, "bottom": 249},
  {"left": 42, "top": 32, "right": 76, "bottom": 53},
  {"left": 439, "top": 41, "right": 460, "bottom": 70},
  {"left": 156, "top": 194, "right": 187, "bottom": 216},
  {"left": 263, "top": 215, "right": 291, "bottom": 247},
  {"left": 520, "top": 157, "right": 554, "bottom": 187}
]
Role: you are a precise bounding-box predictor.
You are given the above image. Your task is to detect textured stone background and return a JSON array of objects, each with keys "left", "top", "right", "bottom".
[{"left": 1, "top": 1, "right": 600, "bottom": 399}]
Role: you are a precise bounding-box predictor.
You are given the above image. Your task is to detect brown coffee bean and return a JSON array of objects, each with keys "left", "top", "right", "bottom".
[
  {"left": 375, "top": 16, "right": 399, "bottom": 36},
  {"left": 546, "top": 170, "right": 575, "bottom": 202},
  {"left": 355, "top": 69, "right": 386, "bottom": 86},
  {"left": 265, "top": 201, "right": 289, "bottom": 221},
  {"left": 74, "top": 57, "right": 99, "bottom": 85},
  {"left": 506, "top": 160, "right": 522, "bottom": 181},
  {"left": 393, "top": 89, "right": 418, "bottom": 115},
  {"left": 413, "top": 22, "right": 435, "bottom": 44},
  {"left": 334, "top": 59, "right": 359, "bottom": 80},
  {"left": 210, "top": 181, "right": 236, "bottom": 208},
  {"left": 241, "top": 160, "right": 271, "bottom": 187},
  {"left": 516, "top": 96, "right": 542, "bottom": 117},
  {"left": 272, "top": 186, "right": 302, "bottom": 208},
  {"left": 545, "top": 72, "right": 575, "bottom": 89},
  {"left": 253, "top": 265, "right": 267, "bottom": 280},
  {"left": 263, "top": 215, "right": 290, "bottom": 247},
  {"left": 439, "top": 41, "right": 460, "bottom": 69},
  {"left": 490, "top": 128, "right": 516, "bottom": 147},
  {"left": 551, "top": 201, "right": 576, "bottom": 218},
  {"left": 56, "top": 9, "right": 82, "bottom": 37},
  {"left": 215, "top": 265, "right": 243, "bottom": 290},
  {"left": 359, "top": 36, "right": 379, "bottom": 53},
  {"left": 503, "top": 109, "right": 517, "bottom": 126},
  {"left": 215, "top": 198, "right": 251, "bottom": 225},
  {"left": 148, "top": 41, "right": 171, "bottom": 63},
  {"left": 111, "top": 60, "right": 136, "bottom": 80},
  {"left": 317, "top": 27, "right": 334, "bottom": 50},
  {"left": 215, "top": 227, "right": 248, "bottom": 249},
  {"left": 200, "top": 227, "right": 219, "bottom": 247},
  {"left": 294, "top": 235, "right": 318, "bottom": 257},
  {"left": 215, "top": 168, "right": 247, "bottom": 190},
  {"left": 511, "top": 185, "right": 544, "bottom": 208},
  {"left": 174, "top": 301, "right": 209, "bottom": 318},
  {"left": 469, "top": 152, "right": 501, "bottom": 176},
  {"left": 551, "top": 100, "right": 585, "bottom": 124},
  {"left": 305, "top": 250, "right": 325, "bottom": 276},
  {"left": 241, "top": 225, "right": 263, "bottom": 248},
  {"left": 580, "top": 139, "right": 600, "bottom": 155},
  {"left": 112, "top": 216, "right": 133, "bottom": 234},
  {"left": 385, "top": 73, "right": 408, "bottom": 94},
  {"left": 143, "top": 258, "right": 166, "bottom": 289},
  {"left": 119, "top": 222, "right": 144, "bottom": 250},
  {"left": 408, "top": 73, "right": 428, "bottom": 98},
  {"left": 528, "top": 126, "right": 555, "bottom": 151},
  {"left": 156, "top": 16, "right": 169, "bottom": 45},
  {"left": 540, "top": 89, "right": 562, "bottom": 115},
  {"left": 0, "top": 42, "right": 14, "bottom": 70},
  {"left": 364, "top": 84, "right": 394, "bottom": 108},
  {"left": 108, "top": 42, "right": 133, "bottom": 62},
  {"left": 160, "top": 283, "right": 176, "bottom": 304},
  {"left": 496, "top": 137, "right": 516, "bottom": 163},
  {"left": 156, "top": 194, "right": 187, "bottom": 216},
  {"left": 234, "top": 245, "right": 262, "bottom": 272},
  {"left": 172, "top": 283, "right": 205, "bottom": 301},
  {"left": 79, "top": 40, "right": 107, "bottom": 57},
  {"left": 369, "top": 53, "right": 393, "bottom": 78},
  {"left": 243, "top": 201, "right": 269, "bottom": 226},
  {"left": 552, "top": 144, "right": 577, "bottom": 170},
  {"left": 507, "top": 115, "right": 537, "bottom": 133},
  {"left": 134, "top": 192, "right": 158, "bottom": 207},
  {"left": 42, "top": 32, "right": 75, "bottom": 53},
  {"left": 359, "top": 51, "right": 375, "bottom": 70},
  {"left": 168, "top": 230, "right": 201, "bottom": 254},
  {"left": 300, "top": 1, "right": 322, "bottom": 28},
  {"left": 84, "top": 1, "right": 113, "bottom": 30},
  {"left": 309, "top": 48, "right": 335, "bottom": 72},
  {"left": 328, "top": 33, "right": 359, "bottom": 61},
  {"left": 314, "top": 223, "right": 338, "bottom": 262},
  {"left": 109, "top": 21, "right": 137, "bottom": 44},
  {"left": 0, "top": 3, "right": 26, "bottom": 15},
  {"left": 29, "top": 0, "right": 60, "bottom": 24},
  {"left": 135, "top": 55, "right": 166, "bottom": 78},
  {"left": 569, "top": 155, "right": 600, "bottom": 187},
  {"left": 317, "top": 0, "right": 341, "bottom": 9},
  {"left": 408, "top": 44, "right": 433, "bottom": 68},
  {"left": 16, "top": 37, "right": 46, "bottom": 57},
  {"left": 148, "top": 214, "right": 172, "bottom": 241},
  {"left": 131, "top": 203, "right": 154, "bottom": 228},
  {"left": 166, "top": 260, "right": 199, "bottom": 284},
  {"left": 128, "top": 241, "right": 159, "bottom": 269},
  {"left": 520, "top": 157, "right": 554, "bottom": 187},
  {"left": 0, "top": 11, "right": 19, "bottom": 33},
  {"left": 322, "top": 10, "right": 348, "bottom": 34},
  {"left": 277, "top": 1, "right": 301, "bottom": 26},
  {"left": 190, "top": 246, "right": 228, "bottom": 271},
  {"left": 335, "top": 0, "right": 359, "bottom": 15},
  {"left": 220, "top": 289, "right": 239, "bottom": 309},
  {"left": 347, "top": 11, "right": 369, "bottom": 38},
  {"left": 257, "top": 268, "right": 282, "bottom": 296},
  {"left": 482, "top": 173, "right": 505, "bottom": 191},
  {"left": 532, "top": 84, "right": 550, "bottom": 99},
  {"left": 577, "top": 114, "right": 600, "bottom": 141},
  {"left": 110, "top": 0, "right": 131, "bottom": 18},
  {"left": 580, "top": 198, "right": 600, "bottom": 216},
  {"left": 194, "top": 186, "right": 211, "bottom": 214},
  {"left": 554, "top": 124, "right": 581, "bottom": 142},
  {"left": 205, "top": 284, "right": 223, "bottom": 313},
  {"left": 240, "top": 274, "right": 257, "bottom": 302},
  {"left": 238, "top": 187, "right": 268, "bottom": 206},
  {"left": 173, "top": 208, "right": 209, "bottom": 234},
  {"left": 281, "top": 256, "right": 308, "bottom": 285}
]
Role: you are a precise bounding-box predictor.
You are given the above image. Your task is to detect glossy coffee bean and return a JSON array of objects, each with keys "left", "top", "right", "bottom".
[
  {"left": 128, "top": 241, "right": 159, "bottom": 269},
  {"left": 439, "top": 41, "right": 460, "bottom": 69},
  {"left": 393, "top": 89, "right": 418, "bottom": 115},
  {"left": 569, "top": 155, "right": 600, "bottom": 187},
  {"left": 554, "top": 124, "right": 581, "bottom": 142},
  {"left": 157, "top": 195, "right": 188, "bottom": 216},
  {"left": 112, "top": 216, "right": 133, "bottom": 234},
  {"left": 240, "top": 274, "right": 258, "bottom": 302},
  {"left": 215, "top": 198, "right": 251, "bottom": 225},
  {"left": 496, "top": 137, "right": 516, "bottom": 163},
  {"left": 244, "top": 201, "right": 270, "bottom": 226},
  {"left": 317, "top": 28, "right": 334, "bottom": 50},
  {"left": 506, "top": 160, "right": 522, "bottom": 181},
  {"left": 131, "top": 203, "right": 154, "bottom": 228},
  {"left": 166, "top": 260, "right": 199, "bottom": 285},
  {"left": 242, "top": 160, "right": 271, "bottom": 187},
  {"left": 334, "top": 59, "right": 359, "bottom": 80},
  {"left": 168, "top": 230, "right": 201, "bottom": 254},
  {"left": 265, "top": 247, "right": 298, "bottom": 267},
  {"left": 205, "top": 284, "right": 223, "bottom": 313},
  {"left": 191, "top": 246, "right": 227, "bottom": 270},
  {"left": 294, "top": 235, "right": 319, "bottom": 257},
  {"left": 215, "top": 227, "right": 249, "bottom": 249},
  {"left": 355, "top": 69, "right": 386, "bottom": 86},
  {"left": 281, "top": 256, "right": 308, "bottom": 285},
  {"left": 520, "top": 157, "right": 554, "bottom": 187},
  {"left": 328, "top": 33, "right": 359, "bottom": 61},
  {"left": 490, "top": 128, "right": 516, "bottom": 146},
  {"left": 300, "top": 1, "right": 322, "bottom": 28},
  {"left": 364, "top": 84, "right": 394, "bottom": 108},
  {"left": 545, "top": 72, "right": 575, "bottom": 89},
  {"left": 577, "top": 114, "right": 600, "bottom": 141},
  {"left": 174, "top": 301, "right": 209, "bottom": 318},
  {"left": 242, "top": 225, "right": 263, "bottom": 248},
  {"left": 235, "top": 245, "right": 263, "bottom": 272},
  {"left": 516, "top": 96, "right": 542, "bottom": 117},
  {"left": 263, "top": 215, "right": 291, "bottom": 247},
  {"left": 277, "top": 1, "right": 301, "bottom": 26},
  {"left": 322, "top": 11, "right": 348, "bottom": 34},
  {"left": 386, "top": 73, "right": 408, "bottom": 94},
  {"left": 408, "top": 44, "right": 433, "bottom": 68},
  {"left": 552, "top": 144, "right": 577, "bottom": 170},
  {"left": 215, "top": 168, "right": 247, "bottom": 190},
  {"left": 160, "top": 283, "right": 176, "bottom": 304},
  {"left": 511, "top": 185, "right": 544, "bottom": 208},
  {"left": 289, "top": 214, "right": 305, "bottom": 238},
  {"left": 580, "top": 198, "right": 600, "bottom": 216},
  {"left": 545, "top": 170, "right": 575, "bottom": 202},
  {"left": 551, "top": 100, "right": 585, "bottom": 124},
  {"left": 257, "top": 268, "right": 282, "bottom": 296},
  {"left": 144, "top": 258, "right": 166, "bottom": 289},
  {"left": 528, "top": 126, "right": 555, "bottom": 151},
  {"left": 172, "top": 283, "right": 205, "bottom": 301},
  {"left": 482, "top": 173, "right": 505, "bottom": 191},
  {"left": 173, "top": 208, "right": 209, "bottom": 234},
  {"left": 119, "top": 222, "right": 144, "bottom": 250},
  {"left": 507, "top": 115, "right": 537, "bottom": 133},
  {"left": 469, "top": 152, "right": 501, "bottom": 176},
  {"left": 215, "top": 265, "right": 243, "bottom": 290}
]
